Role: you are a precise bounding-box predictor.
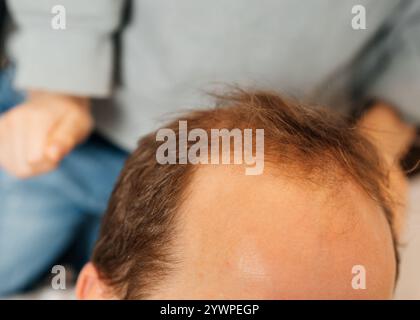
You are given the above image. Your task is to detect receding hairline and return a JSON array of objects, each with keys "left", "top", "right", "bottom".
[
  {"left": 91, "top": 89, "right": 399, "bottom": 299},
  {"left": 154, "top": 163, "right": 397, "bottom": 299}
]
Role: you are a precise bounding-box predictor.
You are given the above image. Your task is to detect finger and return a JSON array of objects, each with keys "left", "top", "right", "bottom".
[
  {"left": 45, "top": 113, "right": 92, "bottom": 162},
  {"left": 25, "top": 114, "right": 59, "bottom": 173},
  {"left": 12, "top": 113, "right": 35, "bottom": 177},
  {"left": 27, "top": 160, "right": 58, "bottom": 177},
  {"left": 5, "top": 110, "right": 54, "bottom": 178},
  {"left": 0, "top": 114, "right": 57, "bottom": 178},
  {"left": 358, "top": 104, "right": 416, "bottom": 165},
  {"left": 26, "top": 116, "right": 50, "bottom": 165}
]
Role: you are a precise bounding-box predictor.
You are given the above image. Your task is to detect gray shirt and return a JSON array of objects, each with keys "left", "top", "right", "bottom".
[{"left": 6, "top": 0, "right": 420, "bottom": 150}]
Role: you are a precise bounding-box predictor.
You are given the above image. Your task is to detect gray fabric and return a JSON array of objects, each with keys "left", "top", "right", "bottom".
[
  {"left": 5, "top": 0, "right": 420, "bottom": 150},
  {"left": 365, "top": 0, "right": 420, "bottom": 123},
  {"left": 6, "top": 0, "right": 123, "bottom": 96}
]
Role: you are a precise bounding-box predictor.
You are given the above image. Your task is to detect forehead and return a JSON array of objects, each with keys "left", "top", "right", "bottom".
[
  {"left": 172, "top": 165, "right": 396, "bottom": 298},
  {"left": 181, "top": 164, "right": 383, "bottom": 234}
]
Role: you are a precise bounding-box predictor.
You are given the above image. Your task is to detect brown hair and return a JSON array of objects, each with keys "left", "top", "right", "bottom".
[{"left": 92, "top": 89, "right": 397, "bottom": 299}]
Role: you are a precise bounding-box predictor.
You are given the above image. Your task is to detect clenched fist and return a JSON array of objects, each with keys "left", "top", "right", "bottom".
[{"left": 0, "top": 90, "right": 93, "bottom": 178}]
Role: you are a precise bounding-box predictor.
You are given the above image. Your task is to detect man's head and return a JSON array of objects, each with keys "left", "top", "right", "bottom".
[{"left": 77, "top": 90, "right": 401, "bottom": 299}]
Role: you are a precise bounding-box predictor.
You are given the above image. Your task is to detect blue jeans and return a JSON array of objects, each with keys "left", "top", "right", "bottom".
[
  {"left": 0, "top": 68, "right": 129, "bottom": 296},
  {"left": 0, "top": 67, "right": 24, "bottom": 109}
]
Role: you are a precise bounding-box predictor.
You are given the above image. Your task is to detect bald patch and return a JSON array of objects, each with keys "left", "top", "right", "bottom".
[{"left": 156, "top": 165, "right": 396, "bottom": 299}]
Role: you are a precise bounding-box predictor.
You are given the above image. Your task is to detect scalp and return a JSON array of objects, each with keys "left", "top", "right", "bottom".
[{"left": 163, "top": 164, "right": 397, "bottom": 299}]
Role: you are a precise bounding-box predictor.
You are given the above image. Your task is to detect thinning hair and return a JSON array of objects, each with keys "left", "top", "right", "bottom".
[{"left": 92, "top": 89, "right": 397, "bottom": 299}]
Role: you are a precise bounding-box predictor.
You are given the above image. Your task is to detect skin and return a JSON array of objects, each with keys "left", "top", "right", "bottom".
[
  {"left": 77, "top": 164, "right": 397, "bottom": 299},
  {"left": 158, "top": 165, "right": 398, "bottom": 299},
  {"left": 0, "top": 91, "right": 92, "bottom": 178},
  {"left": 358, "top": 103, "right": 416, "bottom": 236},
  {"left": 77, "top": 104, "right": 415, "bottom": 300}
]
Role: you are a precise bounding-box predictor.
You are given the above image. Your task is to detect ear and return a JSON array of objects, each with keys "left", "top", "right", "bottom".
[{"left": 76, "top": 262, "right": 112, "bottom": 300}]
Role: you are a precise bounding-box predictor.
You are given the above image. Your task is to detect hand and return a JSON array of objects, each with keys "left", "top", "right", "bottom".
[
  {"left": 358, "top": 103, "right": 416, "bottom": 237},
  {"left": 0, "top": 90, "right": 93, "bottom": 178},
  {"left": 358, "top": 103, "right": 416, "bottom": 166}
]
